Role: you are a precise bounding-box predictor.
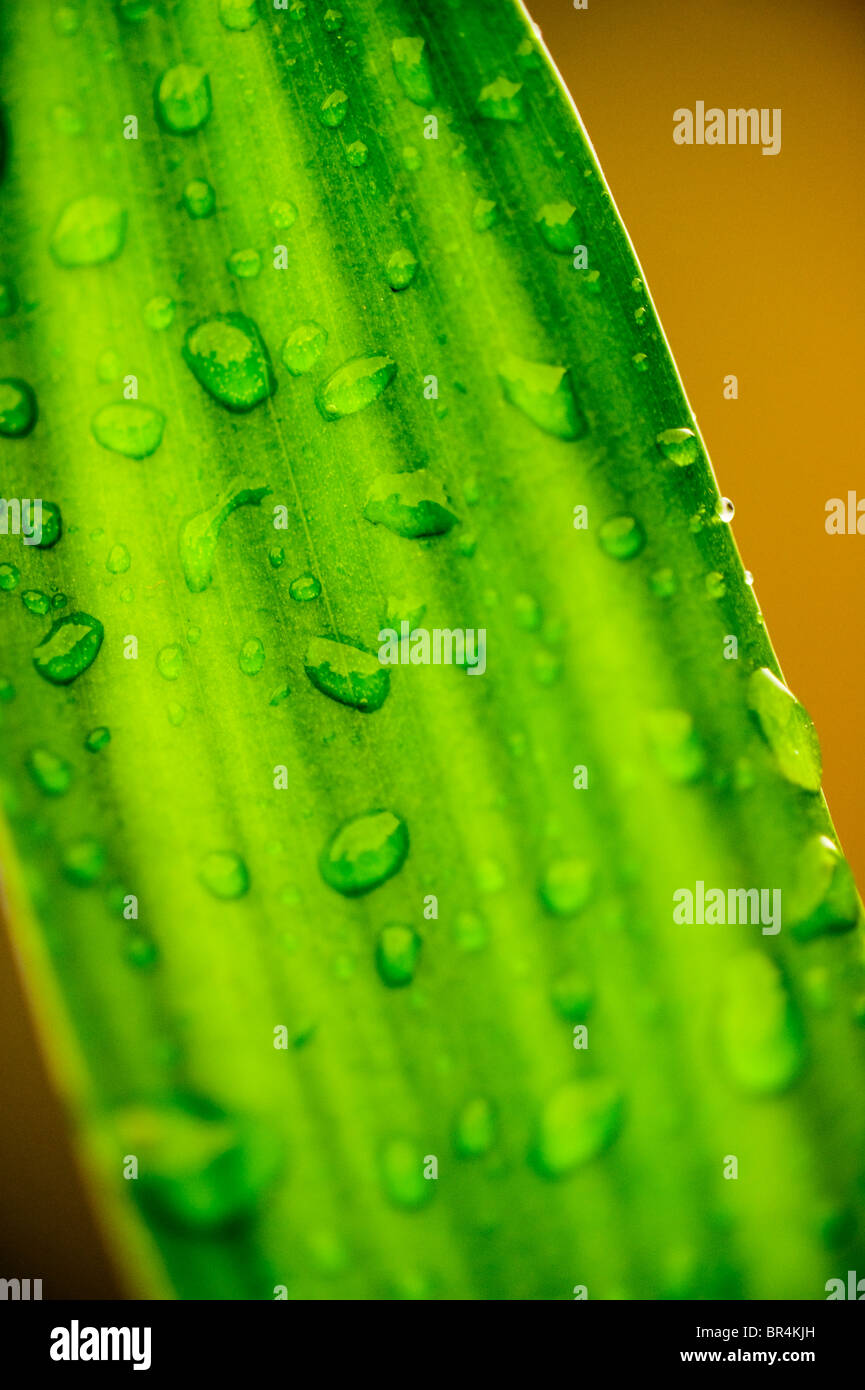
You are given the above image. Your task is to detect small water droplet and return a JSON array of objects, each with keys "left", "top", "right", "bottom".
[
  {"left": 478, "top": 76, "right": 524, "bottom": 122},
  {"left": 454, "top": 1098, "right": 496, "bottom": 1158},
  {"left": 156, "top": 644, "right": 183, "bottom": 681},
  {"left": 51, "top": 102, "right": 85, "bottom": 136},
  {"left": 0, "top": 279, "right": 18, "bottom": 317},
  {"left": 143, "top": 294, "right": 175, "bottom": 330},
  {"left": 319, "top": 809, "right": 408, "bottom": 896},
  {"left": 219, "top": 0, "right": 259, "bottom": 30},
  {"left": 645, "top": 708, "right": 706, "bottom": 783},
  {"left": 379, "top": 1137, "right": 430, "bottom": 1209},
  {"left": 323, "top": 9, "right": 343, "bottom": 33},
  {"left": 0, "top": 378, "right": 37, "bottom": 437},
  {"left": 472, "top": 197, "right": 499, "bottom": 233},
  {"left": 747, "top": 667, "right": 821, "bottom": 791},
  {"left": 62, "top": 835, "right": 106, "bottom": 885},
  {"left": 304, "top": 636, "right": 389, "bottom": 710},
  {"left": 402, "top": 145, "right": 421, "bottom": 171},
  {"left": 182, "top": 178, "right": 215, "bottom": 219},
  {"left": 498, "top": 354, "right": 584, "bottom": 440},
  {"left": 531, "top": 1079, "right": 623, "bottom": 1178},
  {"left": 718, "top": 497, "right": 735, "bottom": 523},
  {"left": 655, "top": 427, "right": 698, "bottom": 467},
  {"left": 346, "top": 139, "right": 368, "bottom": 167},
  {"left": 106, "top": 543, "right": 131, "bottom": 574},
  {"left": 364, "top": 469, "right": 457, "bottom": 538},
  {"left": 720, "top": 952, "right": 803, "bottom": 1095},
  {"left": 34, "top": 611, "right": 103, "bottom": 685},
  {"left": 551, "top": 972, "right": 594, "bottom": 1022},
  {"left": 26, "top": 747, "right": 72, "bottom": 796},
  {"left": 0, "top": 563, "right": 20, "bottom": 591},
  {"left": 85, "top": 726, "right": 111, "bottom": 752},
  {"left": 375, "top": 923, "right": 421, "bottom": 987},
  {"left": 315, "top": 353, "right": 396, "bottom": 419},
  {"left": 705, "top": 570, "right": 726, "bottom": 599},
  {"left": 744, "top": 570, "right": 754, "bottom": 586},
  {"left": 238, "top": 637, "right": 265, "bottom": 675},
  {"left": 598, "top": 514, "right": 645, "bottom": 560},
  {"left": 391, "top": 37, "right": 434, "bottom": 105},
  {"left": 199, "top": 850, "right": 249, "bottom": 900},
  {"left": 386, "top": 246, "right": 418, "bottom": 290},
  {"left": 452, "top": 910, "right": 488, "bottom": 952},
  {"left": 92, "top": 401, "right": 165, "bottom": 458},
  {"left": 535, "top": 201, "right": 580, "bottom": 254},
  {"left": 155, "top": 65, "right": 212, "bottom": 133},
  {"left": 789, "top": 835, "right": 859, "bottom": 941},
  {"left": 289, "top": 573, "right": 321, "bottom": 601},
  {"left": 21, "top": 589, "right": 51, "bottom": 616},
  {"left": 631, "top": 352, "right": 648, "bottom": 372},
  {"left": 539, "top": 858, "right": 593, "bottom": 916},
  {"left": 650, "top": 566, "right": 676, "bottom": 597},
  {"left": 227, "top": 247, "right": 261, "bottom": 279},
  {"left": 280, "top": 321, "right": 327, "bottom": 376},
  {"left": 319, "top": 89, "right": 348, "bottom": 127},
  {"left": 0, "top": 678, "right": 15, "bottom": 702},
  {"left": 51, "top": 195, "right": 126, "bottom": 268},
  {"left": 182, "top": 313, "right": 276, "bottom": 412}
]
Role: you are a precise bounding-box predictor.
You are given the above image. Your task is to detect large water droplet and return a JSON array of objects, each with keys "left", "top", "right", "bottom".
[
  {"left": 375, "top": 923, "right": 421, "bottom": 987},
  {"left": 391, "top": 37, "right": 434, "bottom": 105},
  {"left": 720, "top": 952, "right": 804, "bottom": 1095},
  {"left": 155, "top": 65, "right": 212, "bottom": 133},
  {"left": 33, "top": 611, "right": 103, "bottom": 685},
  {"left": 51, "top": 195, "right": 127, "bottom": 267},
  {"left": 199, "top": 850, "right": 249, "bottom": 900},
  {"left": 478, "top": 76, "right": 524, "bottom": 122},
  {"left": 26, "top": 747, "right": 72, "bottom": 797},
  {"left": 179, "top": 479, "right": 271, "bottom": 593},
  {"left": 304, "top": 636, "right": 390, "bottom": 711},
  {"left": 536, "top": 201, "right": 580, "bottom": 253},
  {"left": 182, "top": 313, "right": 276, "bottom": 412},
  {"left": 498, "top": 354, "right": 584, "bottom": 440},
  {"left": 315, "top": 353, "right": 396, "bottom": 420},
  {"left": 0, "top": 378, "right": 37, "bottom": 437},
  {"left": 280, "top": 321, "right": 327, "bottom": 376},
  {"left": 789, "top": 835, "right": 859, "bottom": 941},
  {"left": 91, "top": 402, "right": 165, "bottom": 458},
  {"left": 110, "top": 1096, "right": 279, "bottom": 1232},
  {"left": 320, "top": 809, "right": 408, "bottom": 896},
  {"left": 747, "top": 667, "right": 822, "bottom": 791},
  {"left": 531, "top": 1079, "right": 623, "bottom": 1178},
  {"left": 364, "top": 469, "right": 457, "bottom": 538}
]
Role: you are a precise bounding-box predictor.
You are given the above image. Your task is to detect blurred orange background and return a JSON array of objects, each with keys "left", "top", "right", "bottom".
[{"left": 2, "top": 0, "right": 864, "bottom": 1298}]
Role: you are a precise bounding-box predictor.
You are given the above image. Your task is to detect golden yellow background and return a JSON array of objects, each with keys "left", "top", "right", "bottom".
[{"left": 2, "top": 0, "right": 863, "bottom": 1298}]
